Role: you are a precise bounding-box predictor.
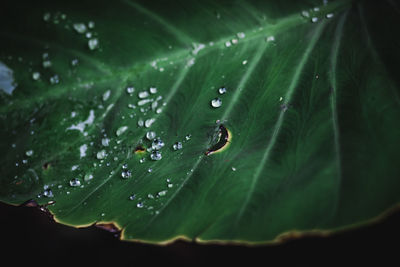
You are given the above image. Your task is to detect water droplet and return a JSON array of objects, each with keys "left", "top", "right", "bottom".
[
  {"left": 69, "top": 178, "right": 81, "bottom": 187},
  {"left": 266, "top": 36, "right": 275, "bottom": 42},
  {"left": 43, "top": 12, "right": 51, "bottom": 22},
  {"left": 326, "top": 13, "right": 334, "bottom": 19},
  {"left": 138, "top": 91, "right": 149, "bottom": 99},
  {"left": 151, "top": 101, "right": 158, "bottom": 110},
  {"left": 73, "top": 23, "right": 87, "bottom": 34},
  {"left": 147, "top": 168, "right": 153, "bottom": 173},
  {"left": 129, "top": 194, "right": 136, "bottom": 200},
  {"left": 151, "top": 138, "right": 165, "bottom": 150},
  {"left": 25, "top": 150, "right": 34, "bottom": 157},
  {"left": 173, "top": 142, "right": 182, "bottom": 151},
  {"left": 242, "top": 60, "right": 248, "bottom": 65},
  {"left": 43, "top": 186, "right": 53, "bottom": 197},
  {"left": 103, "top": 90, "right": 111, "bottom": 101},
  {"left": 185, "top": 134, "right": 191, "bottom": 141},
  {"left": 139, "top": 158, "right": 145, "bottom": 163},
  {"left": 156, "top": 108, "right": 162, "bottom": 114},
  {"left": 232, "top": 167, "right": 237, "bottom": 171},
  {"left": 116, "top": 126, "right": 128, "bottom": 136},
  {"left": 32, "top": 72, "right": 40, "bottom": 80},
  {"left": 150, "top": 151, "right": 162, "bottom": 161},
  {"left": 211, "top": 98, "right": 222, "bottom": 108},
  {"left": 42, "top": 60, "right": 52, "bottom": 68},
  {"left": 0, "top": 61, "right": 17, "bottom": 95},
  {"left": 148, "top": 194, "right": 154, "bottom": 199},
  {"left": 136, "top": 202, "right": 144, "bottom": 208},
  {"left": 88, "top": 21, "right": 95, "bottom": 29},
  {"left": 138, "top": 99, "right": 152, "bottom": 106},
  {"left": 237, "top": 32, "right": 245, "bottom": 39},
  {"left": 101, "top": 138, "right": 110, "bottom": 147},
  {"left": 149, "top": 87, "right": 157, "bottom": 94},
  {"left": 71, "top": 59, "right": 79, "bottom": 66},
  {"left": 122, "top": 163, "right": 128, "bottom": 169},
  {"left": 311, "top": 17, "right": 318, "bottom": 23},
  {"left": 138, "top": 119, "right": 144, "bottom": 127},
  {"left": 313, "top": 7, "right": 320, "bottom": 12},
  {"left": 225, "top": 41, "right": 232, "bottom": 47},
  {"left": 121, "top": 170, "right": 132, "bottom": 179},
  {"left": 126, "top": 87, "right": 135, "bottom": 94},
  {"left": 84, "top": 173, "right": 93, "bottom": 181},
  {"left": 71, "top": 165, "right": 79, "bottom": 171},
  {"left": 157, "top": 190, "right": 167, "bottom": 197},
  {"left": 22, "top": 159, "right": 28, "bottom": 164},
  {"left": 145, "top": 118, "right": 156, "bottom": 128},
  {"left": 231, "top": 38, "right": 238, "bottom": 45},
  {"left": 168, "top": 183, "right": 173, "bottom": 188},
  {"left": 146, "top": 131, "right": 156, "bottom": 140},
  {"left": 301, "top": 10, "right": 310, "bottom": 18},
  {"left": 97, "top": 150, "right": 107, "bottom": 159},
  {"left": 49, "top": 74, "right": 59, "bottom": 85},
  {"left": 88, "top": 38, "right": 99, "bottom": 50},
  {"left": 218, "top": 87, "right": 227, "bottom": 95}
]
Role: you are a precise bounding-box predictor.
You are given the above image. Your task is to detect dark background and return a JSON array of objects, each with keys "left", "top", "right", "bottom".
[{"left": 1, "top": 201, "right": 398, "bottom": 265}]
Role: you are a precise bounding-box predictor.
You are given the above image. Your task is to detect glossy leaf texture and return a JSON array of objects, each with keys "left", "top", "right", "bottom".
[{"left": 1, "top": 0, "right": 400, "bottom": 244}]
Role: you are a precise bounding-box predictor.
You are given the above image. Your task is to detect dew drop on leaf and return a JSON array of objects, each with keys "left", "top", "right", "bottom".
[
  {"left": 211, "top": 98, "right": 222, "bottom": 108},
  {"left": 121, "top": 170, "right": 132, "bottom": 179},
  {"left": 88, "top": 38, "right": 99, "bottom": 50},
  {"left": 25, "top": 150, "right": 34, "bottom": 157},
  {"left": 149, "top": 87, "right": 157, "bottom": 94},
  {"left": 173, "top": 142, "right": 182, "bottom": 151},
  {"left": 151, "top": 138, "right": 165, "bottom": 150},
  {"left": 146, "top": 131, "right": 156, "bottom": 140},
  {"left": 32, "top": 72, "right": 40, "bottom": 80},
  {"left": 136, "top": 202, "right": 144, "bottom": 208},
  {"left": 69, "top": 178, "right": 81, "bottom": 187},
  {"left": 96, "top": 149, "right": 107, "bottom": 159},
  {"left": 138, "top": 91, "right": 149, "bottom": 99},
  {"left": 150, "top": 150, "right": 162, "bottom": 161},
  {"left": 73, "top": 23, "right": 87, "bottom": 34},
  {"left": 116, "top": 126, "right": 128, "bottom": 136},
  {"left": 218, "top": 87, "right": 227, "bottom": 94}
]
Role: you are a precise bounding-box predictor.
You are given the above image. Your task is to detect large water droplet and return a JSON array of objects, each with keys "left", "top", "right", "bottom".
[
  {"left": 121, "top": 170, "right": 132, "bottom": 179},
  {"left": 146, "top": 131, "right": 156, "bottom": 140},
  {"left": 69, "top": 178, "right": 81, "bottom": 187},
  {"left": 211, "top": 98, "right": 222, "bottom": 108},
  {"left": 150, "top": 151, "right": 162, "bottom": 161},
  {"left": 138, "top": 91, "right": 149, "bottom": 99},
  {"left": 173, "top": 142, "right": 182, "bottom": 151},
  {"left": 145, "top": 118, "right": 156, "bottom": 128},
  {"left": 151, "top": 138, "right": 165, "bottom": 150},
  {"left": 116, "top": 126, "right": 128, "bottom": 136},
  {"left": 73, "top": 23, "right": 87, "bottom": 34},
  {"left": 88, "top": 38, "right": 99, "bottom": 50},
  {"left": 149, "top": 87, "right": 157, "bottom": 94},
  {"left": 138, "top": 99, "right": 152, "bottom": 106}
]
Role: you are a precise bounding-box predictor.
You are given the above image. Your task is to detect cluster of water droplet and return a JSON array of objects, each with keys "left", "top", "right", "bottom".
[
  {"left": 225, "top": 32, "right": 246, "bottom": 48},
  {"left": 210, "top": 86, "right": 227, "bottom": 108},
  {"left": 300, "top": 1, "right": 334, "bottom": 23}
]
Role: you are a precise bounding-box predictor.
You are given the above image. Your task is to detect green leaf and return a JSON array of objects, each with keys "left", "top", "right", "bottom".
[{"left": 1, "top": 0, "right": 400, "bottom": 244}]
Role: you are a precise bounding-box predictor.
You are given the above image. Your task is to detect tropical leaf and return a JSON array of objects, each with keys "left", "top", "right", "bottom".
[{"left": 1, "top": 0, "right": 399, "bottom": 244}]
